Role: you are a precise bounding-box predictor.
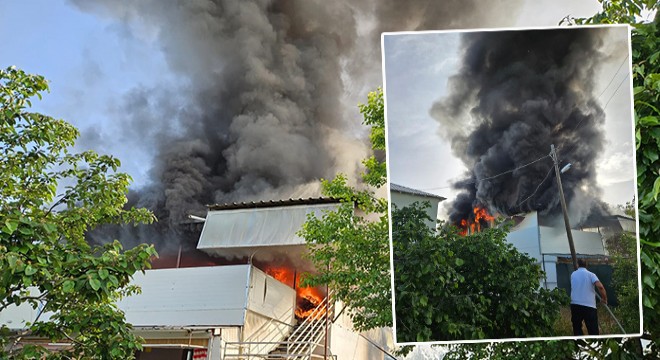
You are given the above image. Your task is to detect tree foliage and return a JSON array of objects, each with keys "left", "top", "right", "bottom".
[
  {"left": 393, "top": 203, "right": 566, "bottom": 342},
  {"left": 298, "top": 88, "right": 392, "bottom": 331},
  {"left": 0, "top": 66, "right": 157, "bottom": 359},
  {"left": 609, "top": 231, "right": 642, "bottom": 333}
]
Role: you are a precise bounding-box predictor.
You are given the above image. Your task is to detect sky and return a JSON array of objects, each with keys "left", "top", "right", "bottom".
[
  {"left": 383, "top": 26, "right": 636, "bottom": 221},
  {"left": 0, "top": 0, "right": 178, "bottom": 187}
]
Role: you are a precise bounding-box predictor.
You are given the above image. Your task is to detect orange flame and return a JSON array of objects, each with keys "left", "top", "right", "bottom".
[
  {"left": 265, "top": 266, "right": 325, "bottom": 319},
  {"left": 458, "top": 205, "right": 495, "bottom": 235}
]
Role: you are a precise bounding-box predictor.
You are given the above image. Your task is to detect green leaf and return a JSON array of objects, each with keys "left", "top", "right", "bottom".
[
  {"left": 62, "top": 280, "right": 75, "bottom": 293},
  {"left": 643, "top": 274, "right": 656, "bottom": 289},
  {"left": 4, "top": 219, "right": 19, "bottom": 234},
  {"left": 99, "top": 268, "right": 109, "bottom": 280},
  {"left": 24, "top": 265, "right": 37, "bottom": 276},
  {"left": 89, "top": 277, "right": 102, "bottom": 291},
  {"left": 7, "top": 254, "right": 18, "bottom": 269},
  {"left": 643, "top": 147, "right": 659, "bottom": 163},
  {"left": 639, "top": 115, "right": 660, "bottom": 126},
  {"left": 18, "top": 226, "right": 34, "bottom": 236}
]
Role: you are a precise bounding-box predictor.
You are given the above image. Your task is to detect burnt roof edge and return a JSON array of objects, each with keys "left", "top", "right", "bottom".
[{"left": 207, "top": 197, "right": 341, "bottom": 211}]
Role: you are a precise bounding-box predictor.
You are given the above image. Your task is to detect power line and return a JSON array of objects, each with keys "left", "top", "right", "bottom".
[
  {"left": 597, "top": 54, "right": 629, "bottom": 99},
  {"left": 476, "top": 154, "right": 550, "bottom": 182},
  {"left": 603, "top": 72, "right": 630, "bottom": 109},
  {"left": 516, "top": 165, "right": 553, "bottom": 208},
  {"left": 557, "top": 55, "right": 630, "bottom": 153},
  {"left": 560, "top": 72, "right": 630, "bottom": 158},
  {"left": 420, "top": 154, "right": 550, "bottom": 191}
]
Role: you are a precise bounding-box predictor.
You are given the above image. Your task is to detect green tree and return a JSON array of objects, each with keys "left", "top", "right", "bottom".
[
  {"left": 298, "top": 88, "right": 392, "bottom": 331},
  {"left": 393, "top": 203, "right": 566, "bottom": 342},
  {"left": 0, "top": 66, "right": 157, "bottom": 359},
  {"left": 608, "top": 231, "right": 641, "bottom": 333}
]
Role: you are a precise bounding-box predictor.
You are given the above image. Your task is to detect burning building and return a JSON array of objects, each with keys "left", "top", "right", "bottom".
[{"left": 1, "top": 198, "right": 395, "bottom": 360}]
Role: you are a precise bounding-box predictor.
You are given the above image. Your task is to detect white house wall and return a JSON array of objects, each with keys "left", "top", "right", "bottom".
[
  {"left": 539, "top": 226, "right": 606, "bottom": 255},
  {"left": 117, "top": 265, "right": 252, "bottom": 327},
  {"left": 390, "top": 192, "right": 440, "bottom": 228},
  {"left": 505, "top": 212, "right": 542, "bottom": 263},
  {"left": 542, "top": 255, "right": 559, "bottom": 289},
  {"left": 329, "top": 302, "right": 394, "bottom": 360},
  {"left": 0, "top": 287, "right": 45, "bottom": 330}
]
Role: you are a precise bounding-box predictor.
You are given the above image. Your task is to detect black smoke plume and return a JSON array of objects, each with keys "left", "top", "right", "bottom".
[
  {"left": 431, "top": 27, "right": 621, "bottom": 226},
  {"left": 70, "top": 0, "right": 524, "bottom": 252}
]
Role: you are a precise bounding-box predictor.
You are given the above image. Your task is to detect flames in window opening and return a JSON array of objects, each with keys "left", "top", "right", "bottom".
[
  {"left": 265, "top": 266, "right": 326, "bottom": 320},
  {"left": 458, "top": 205, "right": 495, "bottom": 236}
]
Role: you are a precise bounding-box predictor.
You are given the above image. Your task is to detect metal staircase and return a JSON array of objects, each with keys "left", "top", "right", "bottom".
[{"left": 223, "top": 291, "right": 335, "bottom": 360}]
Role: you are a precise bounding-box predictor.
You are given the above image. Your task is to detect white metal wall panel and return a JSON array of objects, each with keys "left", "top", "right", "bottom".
[
  {"left": 543, "top": 255, "right": 559, "bottom": 289},
  {"left": 197, "top": 203, "right": 340, "bottom": 249},
  {"left": 117, "top": 265, "right": 251, "bottom": 327},
  {"left": 247, "top": 267, "right": 296, "bottom": 322},
  {"left": 505, "top": 212, "right": 542, "bottom": 263},
  {"left": 242, "top": 266, "right": 296, "bottom": 352},
  {"left": 539, "top": 226, "right": 606, "bottom": 255},
  {"left": 329, "top": 302, "right": 394, "bottom": 360}
]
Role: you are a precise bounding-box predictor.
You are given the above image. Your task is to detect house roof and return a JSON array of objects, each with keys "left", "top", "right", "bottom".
[
  {"left": 390, "top": 183, "right": 446, "bottom": 201},
  {"left": 207, "top": 197, "right": 340, "bottom": 210}
]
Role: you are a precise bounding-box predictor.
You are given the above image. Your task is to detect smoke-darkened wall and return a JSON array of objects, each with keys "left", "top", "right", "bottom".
[
  {"left": 430, "top": 27, "right": 619, "bottom": 225},
  {"left": 69, "top": 0, "right": 525, "bottom": 252}
]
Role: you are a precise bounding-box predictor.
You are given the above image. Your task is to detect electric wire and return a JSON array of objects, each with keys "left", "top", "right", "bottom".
[
  {"left": 557, "top": 55, "right": 630, "bottom": 154},
  {"left": 597, "top": 54, "right": 629, "bottom": 99},
  {"left": 516, "top": 165, "right": 554, "bottom": 208},
  {"left": 560, "top": 72, "right": 630, "bottom": 157},
  {"left": 603, "top": 72, "right": 630, "bottom": 110},
  {"left": 420, "top": 154, "right": 550, "bottom": 191}
]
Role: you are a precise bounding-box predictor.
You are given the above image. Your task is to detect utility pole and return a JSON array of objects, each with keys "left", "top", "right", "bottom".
[{"left": 550, "top": 144, "right": 578, "bottom": 270}]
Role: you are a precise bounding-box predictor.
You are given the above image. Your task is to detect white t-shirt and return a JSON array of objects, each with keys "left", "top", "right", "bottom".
[{"left": 570, "top": 267, "right": 600, "bottom": 308}]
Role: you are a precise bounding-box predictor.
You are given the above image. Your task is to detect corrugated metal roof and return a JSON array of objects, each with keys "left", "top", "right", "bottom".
[
  {"left": 390, "top": 183, "right": 446, "bottom": 200},
  {"left": 207, "top": 197, "right": 340, "bottom": 210}
]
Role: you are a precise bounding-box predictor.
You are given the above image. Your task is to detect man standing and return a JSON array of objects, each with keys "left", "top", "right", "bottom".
[{"left": 570, "top": 258, "right": 608, "bottom": 335}]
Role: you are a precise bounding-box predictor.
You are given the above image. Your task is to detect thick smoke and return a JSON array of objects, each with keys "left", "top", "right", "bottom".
[
  {"left": 70, "top": 0, "right": 524, "bottom": 252},
  {"left": 431, "top": 27, "right": 618, "bottom": 226}
]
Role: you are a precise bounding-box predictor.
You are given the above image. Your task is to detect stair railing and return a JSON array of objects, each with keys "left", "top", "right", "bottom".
[
  {"left": 223, "top": 290, "right": 335, "bottom": 359},
  {"left": 285, "top": 290, "right": 334, "bottom": 359}
]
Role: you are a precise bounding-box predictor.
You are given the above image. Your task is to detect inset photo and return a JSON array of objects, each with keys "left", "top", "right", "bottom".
[{"left": 383, "top": 25, "right": 642, "bottom": 344}]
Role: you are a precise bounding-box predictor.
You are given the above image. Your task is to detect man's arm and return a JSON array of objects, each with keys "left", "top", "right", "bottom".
[{"left": 595, "top": 281, "right": 607, "bottom": 305}]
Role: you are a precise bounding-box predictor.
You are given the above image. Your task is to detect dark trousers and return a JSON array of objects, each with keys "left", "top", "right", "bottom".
[{"left": 571, "top": 304, "right": 599, "bottom": 335}]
